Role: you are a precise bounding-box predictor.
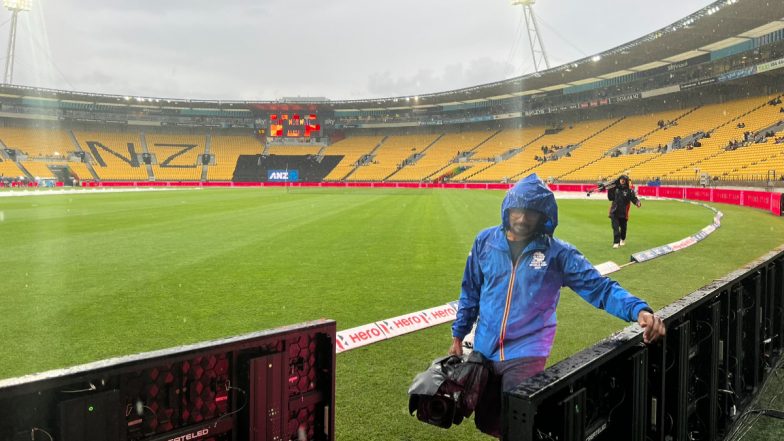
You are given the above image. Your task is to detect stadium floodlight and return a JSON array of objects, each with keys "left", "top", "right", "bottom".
[
  {"left": 511, "top": 0, "right": 550, "bottom": 73},
  {"left": 3, "top": 0, "right": 33, "bottom": 84}
]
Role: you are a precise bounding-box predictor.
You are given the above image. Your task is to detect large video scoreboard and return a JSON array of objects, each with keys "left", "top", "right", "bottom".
[{"left": 269, "top": 113, "right": 321, "bottom": 138}]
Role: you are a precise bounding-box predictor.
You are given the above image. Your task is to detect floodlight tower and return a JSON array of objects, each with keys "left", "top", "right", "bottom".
[
  {"left": 511, "top": 0, "right": 550, "bottom": 73},
  {"left": 3, "top": 0, "right": 32, "bottom": 84}
]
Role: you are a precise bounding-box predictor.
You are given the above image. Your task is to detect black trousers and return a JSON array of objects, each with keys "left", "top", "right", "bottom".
[
  {"left": 474, "top": 357, "right": 547, "bottom": 438},
  {"left": 611, "top": 216, "right": 628, "bottom": 244}
]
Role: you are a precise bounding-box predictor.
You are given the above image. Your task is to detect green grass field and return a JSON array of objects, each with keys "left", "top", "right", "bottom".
[{"left": 1, "top": 188, "right": 783, "bottom": 440}]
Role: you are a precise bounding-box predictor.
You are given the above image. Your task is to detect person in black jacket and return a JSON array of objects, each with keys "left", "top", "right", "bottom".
[{"left": 607, "top": 175, "right": 641, "bottom": 248}]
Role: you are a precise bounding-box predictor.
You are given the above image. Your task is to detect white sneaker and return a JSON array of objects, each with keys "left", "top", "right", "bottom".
[
  {"left": 620, "top": 240, "right": 625, "bottom": 247},
  {"left": 613, "top": 243, "right": 619, "bottom": 249}
]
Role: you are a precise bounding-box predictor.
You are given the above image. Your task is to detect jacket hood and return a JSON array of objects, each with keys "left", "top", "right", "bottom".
[{"left": 501, "top": 174, "right": 558, "bottom": 235}]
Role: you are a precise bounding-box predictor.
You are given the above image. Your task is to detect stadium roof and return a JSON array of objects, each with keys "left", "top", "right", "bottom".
[
  {"left": 1, "top": 0, "right": 783, "bottom": 110},
  {"left": 328, "top": 0, "right": 784, "bottom": 108},
  {"left": 510, "top": 0, "right": 784, "bottom": 89}
]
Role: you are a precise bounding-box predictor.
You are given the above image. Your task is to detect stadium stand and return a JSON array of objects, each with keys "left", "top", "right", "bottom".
[
  {"left": 0, "top": 158, "right": 22, "bottom": 178},
  {"left": 348, "top": 134, "right": 441, "bottom": 181},
  {"left": 266, "top": 145, "right": 323, "bottom": 156},
  {"left": 662, "top": 95, "right": 784, "bottom": 181},
  {"left": 0, "top": 127, "right": 73, "bottom": 159},
  {"left": 625, "top": 95, "right": 782, "bottom": 182},
  {"left": 3, "top": 91, "right": 783, "bottom": 186},
  {"left": 145, "top": 133, "right": 206, "bottom": 181},
  {"left": 17, "top": 161, "right": 90, "bottom": 181},
  {"left": 633, "top": 108, "right": 703, "bottom": 151},
  {"left": 693, "top": 141, "right": 784, "bottom": 181},
  {"left": 0, "top": 127, "right": 97, "bottom": 182},
  {"left": 207, "top": 135, "right": 264, "bottom": 181},
  {"left": 455, "top": 128, "right": 542, "bottom": 181},
  {"left": 557, "top": 109, "right": 697, "bottom": 182},
  {"left": 74, "top": 131, "right": 149, "bottom": 181},
  {"left": 64, "top": 162, "right": 94, "bottom": 181},
  {"left": 431, "top": 95, "right": 784, "bottom": 184},
  {"left": 21, "top": 161, "right": 60, "bottom": 179},
  {"left": 463, "top": 121, "right": 617, "bottom": 182},
  {"left": 519, "top": 119, "right": 627, "bottom": 181},
  {"left": 322, "top": 136, "right": 385, "bottom": 181},
  {"left": 389, "top": 130, "right": 500, "bottom": 181}
]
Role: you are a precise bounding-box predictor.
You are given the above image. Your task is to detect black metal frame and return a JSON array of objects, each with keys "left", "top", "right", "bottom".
[
  {"left": 505, "top": 247, "right": 784, "bottom": 441},
  {"left": 0, "top": 319, "right": 336, "bottom": 441}
]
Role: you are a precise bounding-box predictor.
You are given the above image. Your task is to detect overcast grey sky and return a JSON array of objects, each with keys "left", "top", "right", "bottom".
[{"left": 0, "top": 0, "right": 715, "bottom": 101}]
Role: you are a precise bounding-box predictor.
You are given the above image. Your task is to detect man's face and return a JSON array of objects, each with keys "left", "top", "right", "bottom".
[
  {"left": 507, "top": 208, "right": 543, "bottom": 240},
  {"left": 619, "top": 178, "right": 628, "bottom": 186}
]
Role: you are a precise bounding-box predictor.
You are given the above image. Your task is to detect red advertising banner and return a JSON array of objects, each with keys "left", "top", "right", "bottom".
[
  {"left": 637, "top": 186, "right": 780, "bottom": 216},
  {"left": 658, "top": 187, "right": 687, "bottom": 199},
  {"left": 637, "top": 186, "right": 657, "bottom": 197},
  {"left": 743, "top": 190, "right": 774, "bottom": 212},
  {"left": 712, "top": 188, "right": 742, "bottom": 205},
  {"left": 487, "top": 183, "right": 514, "bottom": 190},
  {"left": 685, "top": 188, "right": 712, "bottom": 202},
  {"left": 551, "top": 184, "right": 584, "bottom": 192}
]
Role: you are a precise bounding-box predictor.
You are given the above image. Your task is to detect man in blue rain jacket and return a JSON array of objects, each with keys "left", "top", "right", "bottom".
[{"left": 449, "top": 173, "right": 665, "bottom": 437}]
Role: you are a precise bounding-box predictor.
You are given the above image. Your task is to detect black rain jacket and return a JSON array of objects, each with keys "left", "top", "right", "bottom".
[{"left": 607, "top": 184, "right": 639, "bottom": 219}]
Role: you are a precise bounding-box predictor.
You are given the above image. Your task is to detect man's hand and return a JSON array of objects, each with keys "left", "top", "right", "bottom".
[
  {"left": 636, "top": 201, "right": 642, "bottom": 208},
  {"left": 449, "top": 337, "right": 463, "bottom": 356},
  {"left": 637, "top": 311, "right": 666, "bottom": 344}
]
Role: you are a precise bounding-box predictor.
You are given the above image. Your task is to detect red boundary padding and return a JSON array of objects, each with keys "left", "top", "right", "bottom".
[
  {"left": 78, "top": 181, "right": 782, "bottom": 216},
  {"left": 633, "top": 185, "right": 781, "bottom": 216}
]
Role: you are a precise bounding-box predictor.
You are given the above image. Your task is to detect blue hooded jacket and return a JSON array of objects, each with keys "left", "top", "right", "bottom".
[{"left": 452, "top": 174, "right": 651, "bottom": 361}]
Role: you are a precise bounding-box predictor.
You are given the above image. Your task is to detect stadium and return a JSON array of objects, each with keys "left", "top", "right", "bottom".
[{"left": 0, "top": 0, "right": 784, "bottom": 440}]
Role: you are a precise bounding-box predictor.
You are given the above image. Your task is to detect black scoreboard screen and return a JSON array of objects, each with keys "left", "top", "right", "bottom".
[{"left": 269, "top": 113, "right": 321, "bottom": 138}]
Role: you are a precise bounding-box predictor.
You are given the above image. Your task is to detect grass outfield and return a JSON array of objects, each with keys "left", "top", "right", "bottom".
[{"left": 1, "top": 187, "right": 783, "bottom": 440}]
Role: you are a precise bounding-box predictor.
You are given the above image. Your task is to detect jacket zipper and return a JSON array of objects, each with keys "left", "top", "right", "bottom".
[{"left": 499, "top": 253, "right": 523, "bottom": 361}]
